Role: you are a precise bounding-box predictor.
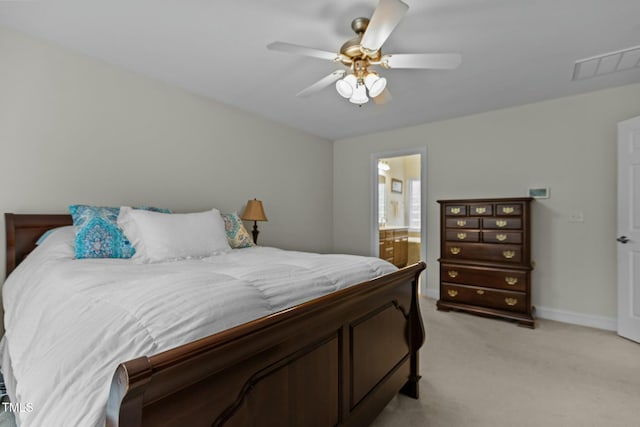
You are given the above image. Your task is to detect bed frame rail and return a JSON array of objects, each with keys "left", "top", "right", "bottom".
[{"left": 107, "top": 262, "right": 426, "bottom": 427}]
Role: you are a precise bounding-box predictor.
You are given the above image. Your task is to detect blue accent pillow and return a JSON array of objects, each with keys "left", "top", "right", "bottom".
[
  {"left": 221, "top": 212, "right": 255, "bottom": 248},
  {"left": 69, "top": 205, "right": 170, "bottom": 259}
]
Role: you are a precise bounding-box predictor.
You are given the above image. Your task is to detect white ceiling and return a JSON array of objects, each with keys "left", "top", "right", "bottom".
[{"left": 1, "top": 0, "right": 639, "bottom": 140}]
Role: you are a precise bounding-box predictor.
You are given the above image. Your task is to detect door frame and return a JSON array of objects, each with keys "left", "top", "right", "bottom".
[{"left": 371, "top": 147, "right": 427, "bottom": 292}]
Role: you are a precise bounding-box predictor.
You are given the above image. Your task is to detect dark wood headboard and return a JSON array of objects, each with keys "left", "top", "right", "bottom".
[{"left": 5, "top": 213, "right": 73, "bottom": 278}]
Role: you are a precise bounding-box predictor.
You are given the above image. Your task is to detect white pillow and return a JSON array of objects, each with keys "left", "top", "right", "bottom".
[{"left": 117, "top": 207, "right": 231, "bottom": 263}]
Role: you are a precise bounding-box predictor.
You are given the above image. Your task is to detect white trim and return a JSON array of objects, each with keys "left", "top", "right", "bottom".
[
  {"left": 423, "top": 289, "right": 616, "bottom": 331},
  {"left": 535, "top": 306, "right": 617, "bottom": 331},
  {"left": 424, "top": 287, "right": 439, "bottom": 300}
]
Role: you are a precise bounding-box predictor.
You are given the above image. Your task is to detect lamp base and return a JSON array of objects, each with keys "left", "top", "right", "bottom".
[{"left": 252, "top": 221, "right": 260, "bottom": 245}]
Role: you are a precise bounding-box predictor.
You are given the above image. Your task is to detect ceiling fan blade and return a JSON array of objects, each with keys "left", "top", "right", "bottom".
[
  {"left": 296, "top": 70, "right": 346, "bottom": 97},
  {"left": 360, "top": 0, "right": 409, "bottom": 53},
  {"left": 373, "top": 88, "right": 392, "bottom": 105},
  {"left": 267, "top": 41, "right": 340, "bottom": 61},
  {"left": 381, "top": 53, "right": 462, "bottom": 69}
]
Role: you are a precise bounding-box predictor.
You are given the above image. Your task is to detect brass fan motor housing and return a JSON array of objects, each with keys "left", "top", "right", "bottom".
[{"left": 339, "top": 17, "right": 382, "bottom": 66}]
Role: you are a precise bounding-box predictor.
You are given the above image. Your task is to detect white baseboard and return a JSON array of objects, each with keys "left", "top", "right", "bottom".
[
  {"left": 422, "top": 288, "right": 616, "bottom": 331},
  {"left": 424, "top": 287, "right": 439, "bottom": 300},
  {"left": 534, "top": 306, "right": 617, "bottom": 331}
]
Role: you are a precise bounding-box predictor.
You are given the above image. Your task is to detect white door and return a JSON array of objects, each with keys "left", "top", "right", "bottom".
[{"left": 617, "top": 115, "right": 640, "bottom": 343}]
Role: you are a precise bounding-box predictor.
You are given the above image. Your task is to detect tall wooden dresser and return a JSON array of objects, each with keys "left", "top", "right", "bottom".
[{"left": 436, "top": 197, "right": 535, "bottom": 328}]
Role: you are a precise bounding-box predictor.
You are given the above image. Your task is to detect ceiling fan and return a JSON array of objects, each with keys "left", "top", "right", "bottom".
[{"left": 267, "top": 0, "right": 461, "bottom": 106}]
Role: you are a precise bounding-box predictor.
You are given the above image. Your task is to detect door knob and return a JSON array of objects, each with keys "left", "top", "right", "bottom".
[{"left": 617, "top": 236, "right": 630, "bottom": 244}]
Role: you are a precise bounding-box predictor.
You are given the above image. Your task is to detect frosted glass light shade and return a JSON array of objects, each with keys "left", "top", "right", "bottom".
[
  {"left": 365, "top": 74, "right": 387, "bottom": 98},
  {"left": 349, "top": 83, "right": 369, "bottom": 104},
  {"left": 336, "top": 74, "right": 357, "bottom": 98}
]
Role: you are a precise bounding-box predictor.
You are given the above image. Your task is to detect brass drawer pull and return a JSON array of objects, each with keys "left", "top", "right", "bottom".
[
  {"left": 475, "top": 207, "right": 487, "bottom": 214},
  {"left": 451, "top": 207, "right": 461, "bottom": 214},
  {"left": 502, "top": 207, "right": 515, "bottom": 214},
  {"left": 448, "top": 289, "right": 458, "bottom": 297},
  {"left": 448, "top": 270, "right": 458, "bottom": 278},
  {"left": 476, "top": 289, "right": 485, "bottom": 295},
  {"left": 457, "top": 220, "right": 467, "bottom": 226},
  {"left": 457, "top": 232, "right": 467, "bottom": 240},
  {"left": 505, "top": 297, "right": 518, "bottom": 306},
  {"left": 505, "top": 277, "right": 518, "bottom": 285},
  {"left": 502, "top": 250, "right": 515, "bottom": 259},
  {"left": 496, "top": 220, "right": 508, "bottom": 228},
  {"left": 496, "top": 233, "right": 507, "bottom": 241},
  {"left": 450, "top": 247, "right": 461, "bottom": 255}
]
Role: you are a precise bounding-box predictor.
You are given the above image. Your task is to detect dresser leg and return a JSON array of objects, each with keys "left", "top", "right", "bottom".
[
  {"left": 436, "top": 301, "right": 451, "bottom": 312},
  {"left": 517, "top": 319, "right": 535, "bottom": 329}
]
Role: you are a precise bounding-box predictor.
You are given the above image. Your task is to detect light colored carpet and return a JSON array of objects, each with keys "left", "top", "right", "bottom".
[{"left": 372, "top": 298, "right": 640, "bottom": 427}]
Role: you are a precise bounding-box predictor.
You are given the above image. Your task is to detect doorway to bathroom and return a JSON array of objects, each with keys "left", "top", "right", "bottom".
[{"left": 371, "top": 148, "right": 427, "bottom": 291}]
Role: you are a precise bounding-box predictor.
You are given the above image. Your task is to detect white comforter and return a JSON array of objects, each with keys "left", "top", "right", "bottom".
[{"left": 1, "top": 233, "right": 395, "bottom": 427}]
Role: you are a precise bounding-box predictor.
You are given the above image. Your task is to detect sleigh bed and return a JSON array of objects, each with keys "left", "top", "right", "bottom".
[{"left": 3, "top": 213, "right": 426, "bottom": 427}]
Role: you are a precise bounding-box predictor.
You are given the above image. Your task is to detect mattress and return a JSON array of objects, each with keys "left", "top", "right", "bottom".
[{"left": 0, "top": 231, "right": 395, "bottom": 427}]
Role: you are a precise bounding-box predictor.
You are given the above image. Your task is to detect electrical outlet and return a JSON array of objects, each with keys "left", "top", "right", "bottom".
[{"left": 569, "top": 210, "right": 584, "bottom": 222}]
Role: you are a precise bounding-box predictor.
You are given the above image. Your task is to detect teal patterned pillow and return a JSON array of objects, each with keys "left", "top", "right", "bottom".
[
  {"left": 221, "top": 212, "right": 255, "bottom": 248},
  {"left": 69, "top": 205, "right": 170, "bottom": 259}
]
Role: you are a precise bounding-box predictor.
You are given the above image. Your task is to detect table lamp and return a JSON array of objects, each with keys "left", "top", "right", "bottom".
[{"left": 241, "top": 199, "right": 268, "bottom": 244}]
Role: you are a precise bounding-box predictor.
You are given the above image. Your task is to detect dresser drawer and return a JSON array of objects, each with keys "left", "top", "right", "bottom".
[
  {"left": 440, "top": 264, "right": 527, "bottom": 292},
  {"left": 482, "top": 231, "right": 522, "bottom": 244},
  {"left": 445, "top": 205, "right": 467, "bottom": 216},
  {"left": 468, "top": 204, "right": 493, "bottom": 216},
  {"left": 445, "top": 218, "right": 479, "bottom": 229},
  {"left": 441, "top": 283, "right": 527, "bottom": 312},
  {"left": 444, "top": 243, "right": 523, "bottom": 264},
  {"left": 445, "top": 230, "right": 480, "bottom": 242},
  {"left": 483, "top": 218, "right": 522, "bottom": 230},
  {"left": 495, "top": 203, "right": 523, "bottom": 216}
]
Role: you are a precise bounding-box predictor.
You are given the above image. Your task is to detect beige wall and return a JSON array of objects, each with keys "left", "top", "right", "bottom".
[
  {"left": 0, "top": 25, "right": 334, "bottom": 285},
  {"left": 334, "top": 83, "right": 640, "bottom": 322}
]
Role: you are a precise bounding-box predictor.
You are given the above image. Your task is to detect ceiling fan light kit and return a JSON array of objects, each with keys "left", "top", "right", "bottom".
[
  {"left": 336, "top": 74, "right": 357, "bottom": 98},
  {"left": 267, "top": 0, "right": 461, "bottom": 106},
  {"left": 365, "top": 73, "right": 387, "bottom": 97}
]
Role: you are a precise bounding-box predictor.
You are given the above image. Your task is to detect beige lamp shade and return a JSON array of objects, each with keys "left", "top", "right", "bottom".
[{"left": 241, "top": 199, "right": 268, "bottom": 222}]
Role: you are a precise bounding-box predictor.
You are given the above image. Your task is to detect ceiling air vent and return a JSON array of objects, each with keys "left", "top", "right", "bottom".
[{"left": 572, "top": 45, "right": 640, "bottom": 81}]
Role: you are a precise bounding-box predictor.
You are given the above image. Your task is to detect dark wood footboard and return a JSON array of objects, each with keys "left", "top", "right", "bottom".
[{"left": 106, "top": 262, "right": 426, "bottom": 427}]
